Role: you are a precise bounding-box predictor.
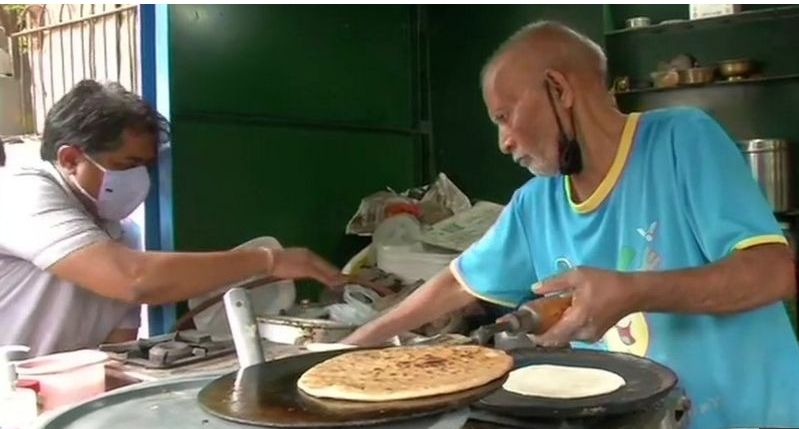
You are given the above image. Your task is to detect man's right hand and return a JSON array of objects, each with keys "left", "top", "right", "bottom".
[
  {"left": 268, "top": 247, "right": 347, "bottom": 287},
  {"left": 50, "top": 240, "right": 346, "bottom": 306}
]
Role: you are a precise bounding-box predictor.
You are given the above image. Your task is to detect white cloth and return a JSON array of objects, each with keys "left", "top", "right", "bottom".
[{"left": 0, "top": 162, "right": 140, "bottom": 356}]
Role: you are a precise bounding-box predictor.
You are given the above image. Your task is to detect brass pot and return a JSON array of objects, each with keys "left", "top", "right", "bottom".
[
  {"left": 718, "top": 59, "right": 755, "bottom": 80},
  {"left": 678, "top": 66, "right": 716, "bottom": 85}
]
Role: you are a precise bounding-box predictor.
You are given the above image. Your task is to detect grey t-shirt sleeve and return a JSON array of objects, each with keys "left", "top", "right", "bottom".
[
  {"left": 116, "top": 305, "right": 142, "bottom": 329},
  {"left": 0, "top": 168, "right": 110, "bottom": 269}
]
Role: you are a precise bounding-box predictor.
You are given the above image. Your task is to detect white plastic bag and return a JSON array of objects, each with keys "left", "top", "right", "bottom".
[{"left": 326, "top": 284, "right": 380, "bottom": 325}]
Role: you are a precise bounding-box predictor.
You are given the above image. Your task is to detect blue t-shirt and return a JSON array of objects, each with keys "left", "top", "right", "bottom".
[{"left": 452, "top": 107, "right": 799, "bottom": 429}]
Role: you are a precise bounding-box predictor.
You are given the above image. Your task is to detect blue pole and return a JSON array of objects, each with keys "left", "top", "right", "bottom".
[{"left": 140, "top": 4, "right": 176, "bottom": 335}]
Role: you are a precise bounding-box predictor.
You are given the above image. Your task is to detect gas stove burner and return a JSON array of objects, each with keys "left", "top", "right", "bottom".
[
  {"left": 100, "top": 329, "right": 236, "bottom": 369},
  {"left": 149, "top": 341, "right": 193, "bottom": 365}
]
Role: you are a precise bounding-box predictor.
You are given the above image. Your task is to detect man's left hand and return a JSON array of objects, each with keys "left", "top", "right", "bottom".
[{"left": 531, "top": 267, "right": 641, "bottom": 347}]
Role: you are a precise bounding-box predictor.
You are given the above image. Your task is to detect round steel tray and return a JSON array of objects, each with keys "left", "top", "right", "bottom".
[{"left": 32, "top": 375, "right": 469, "bottom": 429}]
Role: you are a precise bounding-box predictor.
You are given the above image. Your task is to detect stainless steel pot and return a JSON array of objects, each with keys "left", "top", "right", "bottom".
[{"left": 737, "top": 139, "right": 792, "bottom": 212}]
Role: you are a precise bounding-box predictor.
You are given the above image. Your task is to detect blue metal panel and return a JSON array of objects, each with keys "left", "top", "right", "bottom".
[{"left": 140, "top": 4, "right": 176, "bottom": 335}]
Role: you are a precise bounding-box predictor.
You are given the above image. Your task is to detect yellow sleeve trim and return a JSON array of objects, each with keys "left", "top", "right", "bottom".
[
  {"left": 733, "top": 234, "right": 788, "bottom": 251},
  {"left": 448, "top": 259, "right": 517, "bottom": 308},
  {"left": 566, "top": 112, "right": 641, "bottom": 214}
]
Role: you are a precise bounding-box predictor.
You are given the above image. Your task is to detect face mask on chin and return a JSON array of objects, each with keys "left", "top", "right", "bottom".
[{"left": 545, "top": 80, "right": 583, "bottom": 175}]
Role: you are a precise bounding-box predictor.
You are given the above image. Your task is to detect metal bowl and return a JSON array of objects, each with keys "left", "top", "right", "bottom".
[
  {"left": 678, "top": 66, "right": 716, "bottom": 85},
  {"left": 718, "top": 58, "right": 754, "bottom": 79},
  {"left": 257, "top": 315, "right": 357, "bottom": 345},
  {"left": 626, "top": 16, "right": 651, "bottom": 28}
]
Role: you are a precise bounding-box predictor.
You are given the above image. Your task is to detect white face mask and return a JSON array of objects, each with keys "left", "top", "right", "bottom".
[{"left": 68, "top": 153, "right": 151, "bottom": 221}]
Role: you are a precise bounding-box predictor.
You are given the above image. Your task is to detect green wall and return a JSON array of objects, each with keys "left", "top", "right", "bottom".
[
  {"left": 164, "top": 4, "right": 607, "bottom": 265},
  {"left": 163, "top": 5, "right": 611, "bottom": 263},
  {"left": 167, "top": 5, "right": 426, "bottom": 281},
  {"left": 165, "top": 5, "right": 799, "bottom": 254},
  {"left": 426, "top": 5, "right": 605, "bottom": 204},
  {"left": 163, "top": 6, "right": 799, "bottom": 322},
  {"left": 169, "top": 6, "right": 417, "bottom": 127}
]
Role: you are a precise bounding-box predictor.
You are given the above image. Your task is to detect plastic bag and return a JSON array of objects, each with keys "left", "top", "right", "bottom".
[
  {"left": 326, "top": 285, "right": 381, "bottom": 325},
  {"left": 344, "top": 173, "right": 471, "bottom": 236}
]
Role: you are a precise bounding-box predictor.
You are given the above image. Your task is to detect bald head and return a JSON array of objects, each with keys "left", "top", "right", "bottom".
[{"left": 481, "top": 21, "right": 607, "bottom": 89}]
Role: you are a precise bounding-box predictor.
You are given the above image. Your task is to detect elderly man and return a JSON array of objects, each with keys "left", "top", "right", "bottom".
[
  {"left": 0, "top": 80, "right": 345, "bottom": 356},
  {"left": 343, "top": 22, "right": 799, "bottom": 429}
]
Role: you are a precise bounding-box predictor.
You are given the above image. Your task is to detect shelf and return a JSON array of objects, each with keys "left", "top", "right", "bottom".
[
  {"left": 777, "top": 211, "right": 799, "bottom": 219},
  {"left": 605, "top": 5, "right": 799, "bottom": 37},
  {"left": 614, "top": 73, "right": 799, "bottom": 96},
  {"left": 776, "top": 211, "right": 799, "bottom": 226}
]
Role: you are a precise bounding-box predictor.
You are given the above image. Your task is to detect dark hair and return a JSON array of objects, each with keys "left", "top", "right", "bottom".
[
  {"left": 40, "top": 80, "right": 169, "bottom": 161},
  {"left": 0, "top": 138, "right": 5, "bottom": 167}
]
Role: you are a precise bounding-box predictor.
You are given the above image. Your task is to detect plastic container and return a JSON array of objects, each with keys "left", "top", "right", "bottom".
[
  {"left": 15, "top": 349, "right": 108, "bottom": 411},
  {"left": 0, "top": 383, "right": 37, "bottom": 428},
  {"left": 0, "top": 345, "right": 38, "bottom": 429},
  {"left": 16, "top": 378, "right": 42, "bottom": 413}
]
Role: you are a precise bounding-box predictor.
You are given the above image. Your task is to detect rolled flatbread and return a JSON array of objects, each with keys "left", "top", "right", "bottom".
[{"left": 502, "top": 364, "right": 626, "bottom": 399}]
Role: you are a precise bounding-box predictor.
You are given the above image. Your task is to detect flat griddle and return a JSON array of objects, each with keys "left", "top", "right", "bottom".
[
  {"left": 197, "top": 349, "right": 507, "bottom": 428},
  {"left": 476, "top": 348, "right": 678, "bottom": 419}
]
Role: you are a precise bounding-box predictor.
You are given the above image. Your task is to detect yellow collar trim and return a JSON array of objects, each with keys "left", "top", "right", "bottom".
[{"left": 565, "top": 113, "right": 641, "bottom": 214}]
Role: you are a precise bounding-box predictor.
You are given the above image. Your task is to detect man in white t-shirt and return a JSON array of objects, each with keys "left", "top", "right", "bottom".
[{"left": 0, "top": 80, "right": 345, "bottom": 356}]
